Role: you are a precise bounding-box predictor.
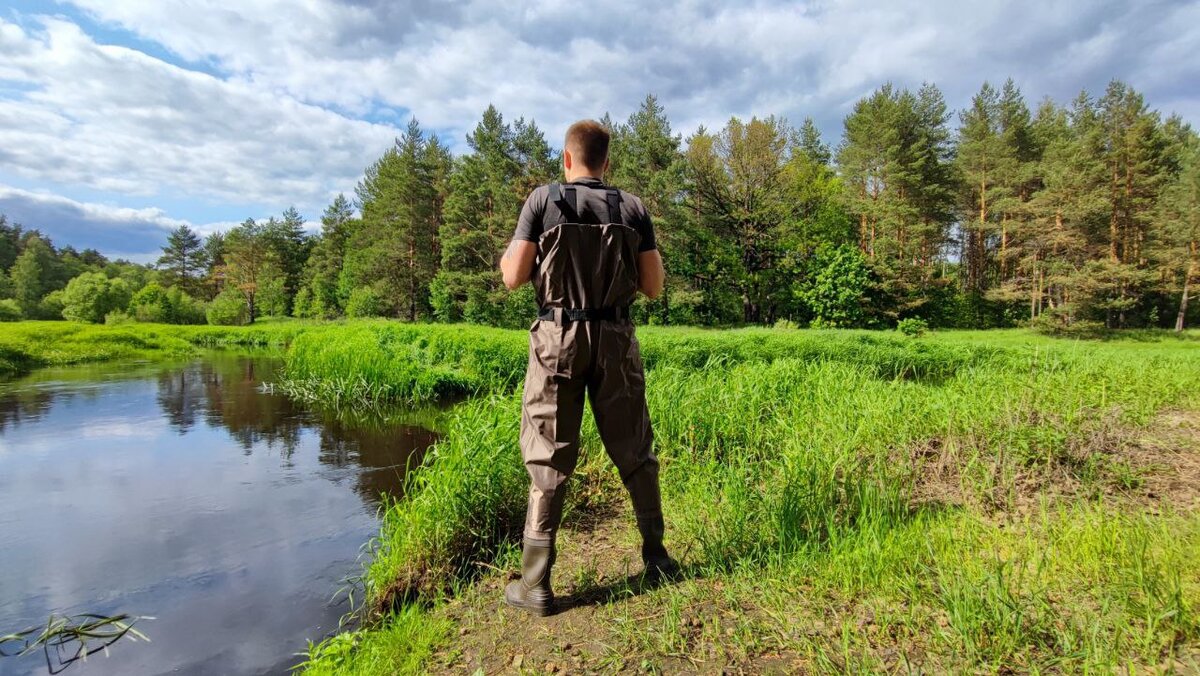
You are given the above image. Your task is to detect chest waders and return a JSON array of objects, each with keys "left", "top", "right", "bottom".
[{"left": 505, "top": 182, "right": 679, "bottom": 617}]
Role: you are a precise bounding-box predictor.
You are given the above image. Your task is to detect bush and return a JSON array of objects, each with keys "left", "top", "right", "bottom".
[
  {"left": 104, "top": 310, "right": 135, "bottom": 325},
  {"left": 1029, "top": 313, "right": 1106, "bottom": 338},
  {"left": 0, "top": 299, "right": 22, "bottom": 322},
  {"left": 773, "top": 318, "right": 799, "bottom": 330},
  {"left": 897, "top": 317, "right": 929, "bottom": 337},
  {"left": 346, "top": 285, "right": 387, "bottom": 318},
  {"left": 37, "top": 290, "right": 66, "bottom": 321},
  {"left": 129, "top": 283, "right": 206, "bottom": 324},
  {"left": 61, "top": 273, "right": 132, "bottom": 323},
  {"left": 206, "top": 289, "right": 249, "bottom": 325}
]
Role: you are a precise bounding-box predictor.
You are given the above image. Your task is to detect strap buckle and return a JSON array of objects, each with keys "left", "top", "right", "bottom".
[{"left": 538, "top": 306, "right": 630, "bottom": 324}]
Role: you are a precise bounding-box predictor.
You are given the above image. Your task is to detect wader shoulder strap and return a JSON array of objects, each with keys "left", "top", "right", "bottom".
[
  {"left": 605, "top": 189, "right": 623, "bottom": 225},
  {"left": 548, "top": 183, "right": 577, "bottom": 221}
]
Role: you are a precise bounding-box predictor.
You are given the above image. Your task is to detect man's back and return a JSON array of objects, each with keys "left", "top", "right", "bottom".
[{"left": 501, "top": 120, "right": 678, "bottom": 618}]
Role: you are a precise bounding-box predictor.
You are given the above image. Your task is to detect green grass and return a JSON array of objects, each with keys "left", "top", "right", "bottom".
[
  {"left": 288, "top": 326, "right": 1200, "bottom": 673},
  {"left": 4, "top": 320, "right": 1198, "bottom": 671},
  {"left": 0, "top": 320, "right": 310, "bottom": 376}
]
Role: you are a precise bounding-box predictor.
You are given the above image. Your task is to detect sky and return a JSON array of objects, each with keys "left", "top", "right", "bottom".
[{"left": 1, "top": 0, "right": 1197, "bottom": 263}]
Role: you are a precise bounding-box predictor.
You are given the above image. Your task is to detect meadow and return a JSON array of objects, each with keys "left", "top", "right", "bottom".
[{"left": 1, "top": 320, "right": 1198, "bottom": 672}]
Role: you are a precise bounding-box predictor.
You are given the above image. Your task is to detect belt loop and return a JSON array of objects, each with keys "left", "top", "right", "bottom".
[{"left": 555, "top": 308, "right": 564, "bottom": 325}]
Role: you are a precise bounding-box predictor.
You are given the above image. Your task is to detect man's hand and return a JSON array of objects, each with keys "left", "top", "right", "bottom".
[
  {"left": 500, "top": 240, "right": 538, "bottom": 290},
  {"left": 638, "top": 249, "right": 665, "bottom": 299}
]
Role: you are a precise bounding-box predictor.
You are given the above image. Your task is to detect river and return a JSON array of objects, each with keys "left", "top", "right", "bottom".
[{"left": 0, "top": 354, "right": 437, "bottom": 676}]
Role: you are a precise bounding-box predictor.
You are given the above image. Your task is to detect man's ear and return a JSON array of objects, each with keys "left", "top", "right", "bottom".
[{"left": 563, "top": 149, "right": 574, "bottom": 172}]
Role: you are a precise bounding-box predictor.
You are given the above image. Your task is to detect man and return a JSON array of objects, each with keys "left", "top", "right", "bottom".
[{"left": 499, "top": 119, "right": 678, "bottom": 617}]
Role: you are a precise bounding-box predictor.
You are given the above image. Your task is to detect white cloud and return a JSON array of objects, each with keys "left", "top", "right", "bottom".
[
  {"left": 0, "top": 15, "right": 398, "bottom": 208},
  {"left": 0, "top": 184, "right": 243, "bottom": 260},
  {"left": 58, "top": 0, "right": 1200, "bottom": 142},
  {"left": 0, "top": 0, "right": 1197, "bottom": 261}
]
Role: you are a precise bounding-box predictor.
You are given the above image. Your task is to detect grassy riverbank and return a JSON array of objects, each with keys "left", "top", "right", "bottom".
[
  {"left": 0, "top": 320, "right": 308, "bottom": 376},
  {"left": 3, "top": 321, "right": 1198, "bottom": 671},
  {"left": 292, "top": 325, "right": 1200, "bottom": 674}
]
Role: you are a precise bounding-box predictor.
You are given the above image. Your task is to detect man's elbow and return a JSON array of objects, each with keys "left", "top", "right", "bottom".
[
  {"left": 641, "top": 280, "right": 664, "bottom": 299},
  {"left": 502, "top": 273, "right": 523, "bottom": 291}
]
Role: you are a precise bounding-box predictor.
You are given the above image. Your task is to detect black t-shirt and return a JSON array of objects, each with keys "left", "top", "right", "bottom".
[{"left": 513, "top": 177, "right": 657, "bottom": 252}]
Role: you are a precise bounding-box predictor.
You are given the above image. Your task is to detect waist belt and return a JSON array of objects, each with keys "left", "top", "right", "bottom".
[{"left": 538, "top": 306, "right": 631, "bottom": 324}]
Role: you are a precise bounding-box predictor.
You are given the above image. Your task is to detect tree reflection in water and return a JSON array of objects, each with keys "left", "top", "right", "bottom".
[{"left": 2, "top": 352, "right": 439, "bottom": 503}]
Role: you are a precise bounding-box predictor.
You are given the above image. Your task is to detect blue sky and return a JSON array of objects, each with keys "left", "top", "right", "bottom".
[{"left": 1, "top": 0, "right": 1198, "bottom": 262}]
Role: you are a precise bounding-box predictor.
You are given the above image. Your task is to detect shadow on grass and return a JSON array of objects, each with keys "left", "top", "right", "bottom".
[{"left": 555, "top": 564, "right": 702, "bottom": 614}]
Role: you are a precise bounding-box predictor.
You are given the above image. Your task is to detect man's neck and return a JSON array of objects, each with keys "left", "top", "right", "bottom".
[{"left": 564, "top": 170, "right": 603, "bottom": 183}]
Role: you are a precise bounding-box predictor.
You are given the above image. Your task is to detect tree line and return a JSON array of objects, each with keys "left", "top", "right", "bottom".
[{"left": 2, "top": 79, "right": 1197, "bottom": 331}]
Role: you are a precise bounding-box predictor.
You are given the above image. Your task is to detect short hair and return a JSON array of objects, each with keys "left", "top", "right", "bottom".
[{"left": 565, "top": 120, "right": 610, "bottom": 171}]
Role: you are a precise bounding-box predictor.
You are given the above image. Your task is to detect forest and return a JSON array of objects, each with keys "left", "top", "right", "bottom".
[{"left": 1, "top": 78, "right": 1196, "bottom": 332}]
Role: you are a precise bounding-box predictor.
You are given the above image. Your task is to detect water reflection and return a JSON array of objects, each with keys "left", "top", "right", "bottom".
[{"left": 0, "top": 354, "right": 438, "bottom": 676}]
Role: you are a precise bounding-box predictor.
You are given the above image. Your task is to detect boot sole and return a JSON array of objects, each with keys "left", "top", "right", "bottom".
[{"left": 505, "top": 595, "right": 554, "bottom": 617}]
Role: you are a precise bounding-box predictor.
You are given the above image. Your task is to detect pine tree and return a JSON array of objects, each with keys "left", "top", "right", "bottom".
[
  {"left": 220, "top": 218, "right": 284, "bottom": 323},
  {"left": 796, "top": 117, "right": 832, "bottom": 166},
  {"left": 608, "top": 95, "right": 690, "bottom": 323},
  {"left": 347, "top": 118, "right": 447, "bottom": 320},
  {"left": 431, "top": 106, "right": 554, "bottom": 325},
  {"left": 299, "top": 194, "right": 355, "bottom": 317},
  {"left": 156, "top": 225, "right": 206, "bottom": 295},
  {"left": 1156, "top": 137, "right": 1200, "bottom": 330},
  {"left": 956, "top": 82, "right": 1005, "bottom": 292},
  {"left": 1096, "top": 81, "right": 1169, "bottom": 326}
]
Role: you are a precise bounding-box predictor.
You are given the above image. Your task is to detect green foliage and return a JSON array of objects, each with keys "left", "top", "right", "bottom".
[
  {"left": 128, "top": 282, "right": 206, "bottom": 324},
  {"left": 206, "top": 288, "right": 250, "bottom": 325},
  {"left": 36, "top": 290, "right": 65, "bottom": 321},
  {"left": 10, "top": 236, "right": 52, "bottom": 315},
  {"left": 897, "top": 317, "right": 929, "bottom": 337},
  {"left": 299, "top": 605, "right": 451, "bottom": 676},
  {"left": 345, "top": 119, "right": 451, "bottom": 321},
  {"left": 432, "top": 107, "right": 556, "bottom": 323},
  {"left": 345, "top": 285, "right": 387, "bottom": 318},
  {"left": 798, "top": 245, "right": 870, "bottom": 327},
  {"left": 5, "top": 78, "right": 1196, "bottom": 332},
  {"left": 61, "top": 272, "right": 132, "bottom": 323},
  {"left": 0, "top": 299, "right": 21, "bottom": 322},
  {"left": 156, "top": 225, "right": 207, "bottom": 295}
]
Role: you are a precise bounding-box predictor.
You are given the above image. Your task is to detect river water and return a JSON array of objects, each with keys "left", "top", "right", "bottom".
[{"left": 0, "top": 354, "right": 438, "bottom": 676}]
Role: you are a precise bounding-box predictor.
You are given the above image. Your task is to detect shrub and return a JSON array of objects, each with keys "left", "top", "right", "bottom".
[
  {"left": 129, "top": 283, "right": 206, "bottom": 324},
  {"left": 37, "top": 290, "right": 66, "bottom": 321},
  {"left": 206, "top": 289, "right": 249, "bottom": 325},
  {"left": 773, "top": 318, "right": 799, "bottom": 330},
  {"left": 61, "top": 273, "right": 132, "bottom": 323},
  {"left": 0, "top": 299, "right": 22, "bottom": 322},
  {"left": 104, "top": 310, "right": 135, "bottom": 325},
  {"left": 897, "top": 317, "right": 930, "bottom": 337},
  {"left": 346, "top": 285, "right": 387, "bottom": 318}
]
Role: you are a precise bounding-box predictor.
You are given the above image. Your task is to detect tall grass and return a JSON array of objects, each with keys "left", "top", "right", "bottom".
[
  {"left": 5, "top": 320, "right": 1197, "bottom": 670},
  {"left": 0, "top": 320, "right": 309, "bottom": 376},
  {"left": 300, "top": 327, "right": 1200, "bottom": 672}
]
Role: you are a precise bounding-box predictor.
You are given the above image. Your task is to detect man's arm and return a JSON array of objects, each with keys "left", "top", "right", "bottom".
[
  {"left": 638, "top": 249, "right": 665, "bottom": 299},
  {"left": 500, "top": 240, "right": 538, "bottom": 290}
]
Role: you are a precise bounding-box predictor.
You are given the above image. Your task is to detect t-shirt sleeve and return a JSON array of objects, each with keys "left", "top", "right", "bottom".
[
  {"left": 630, "top": 198, "right": 657, "bottom": 252},
  {"left": 513, "top": 188, "right": 546, "bottom": 243}
]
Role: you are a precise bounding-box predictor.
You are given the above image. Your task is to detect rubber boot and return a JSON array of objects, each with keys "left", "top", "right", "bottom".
[
  {"left": 505, "top": 540, "right": 555, "bottom": 616},
  {"left": 637, "top": 515, "right": 681, "bottom": 580}
]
